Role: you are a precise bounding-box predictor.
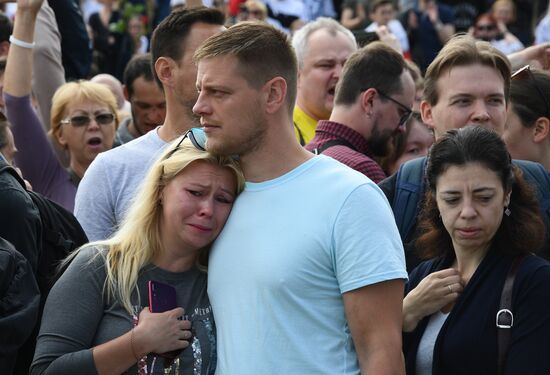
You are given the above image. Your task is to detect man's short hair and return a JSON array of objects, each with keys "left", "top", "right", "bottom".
[
  {"left": 423, "top": 34, "right": 511, "bottom": 106},
  {"left": 335, "top": 41, "right": 407, "bottom": 106},
  {"left": 124, "top": 53, "right": 155, "bottom": 98},
  {"left": 0, "top": 13, "right": 12, "bottom": 44},
  {"left": 291, "top": 17, "right": 356, "bottom": 70},
  {"left": 194, "top": 22, "right": 297, "bottom": 116},
  {"left": 150, "top": 6, "right": 225, "bottom": 87}
]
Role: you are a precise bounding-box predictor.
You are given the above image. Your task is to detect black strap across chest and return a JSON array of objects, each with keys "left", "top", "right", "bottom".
[{"left": 313, "top": 138, "right": 358, "bottom": 155}]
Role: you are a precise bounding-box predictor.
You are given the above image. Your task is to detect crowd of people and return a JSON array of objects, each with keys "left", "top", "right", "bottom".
[{"left": 2, "top": 0, "right": 550, "bottom": 374}]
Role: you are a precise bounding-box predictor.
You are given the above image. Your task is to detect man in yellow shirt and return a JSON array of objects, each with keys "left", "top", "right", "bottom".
[{"left": 291, "top": 18, "right": 357, "bottom": 145}]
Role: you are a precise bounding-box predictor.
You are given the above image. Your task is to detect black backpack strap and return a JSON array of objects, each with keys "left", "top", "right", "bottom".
[
  {"left": 392, "top": 156, "right": 428, "bottom": 242},
  {"left": 294, "top": 122, "right": 306, "bottom": 147},
  {"left": 496, "top": 255, "right": 526, "bottom": 374},
  {"left": 312, "top": 138, "right": 357, "bottom": 155}
]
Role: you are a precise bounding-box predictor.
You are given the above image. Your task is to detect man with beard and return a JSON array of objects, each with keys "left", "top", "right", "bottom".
[
  {"left": 305, "top": 42, "right": 414, "bottom": 183},
  {"left": 112, "top": 53, "right": 166, "bottom": 147},
  {"left": 193, "top": 22, "right": 407, "bottom": 374},
  {"left": 291, "top": 17, "right": 357, "bottom": 145},
  {"left": 75, "top": 7, "right": 225, "bottom": 241}
]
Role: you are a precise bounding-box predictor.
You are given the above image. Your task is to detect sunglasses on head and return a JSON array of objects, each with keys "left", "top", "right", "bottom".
[
  {"left": 60, "top": 113, "right": 115, "bottom": 127},
  {"left": 512, "top": 65, "right": 550, "bottom": 118},
  {"left": 165, "top": 127, "right": 207, "bottom": 159}
]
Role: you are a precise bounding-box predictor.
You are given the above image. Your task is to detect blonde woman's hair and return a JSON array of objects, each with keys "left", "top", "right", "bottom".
[
  {"left": 50, "top": 80, "right": 120, "bottom": 143},
  {"left": 72, "top": 136, "right": 245, "bottom": 314}
]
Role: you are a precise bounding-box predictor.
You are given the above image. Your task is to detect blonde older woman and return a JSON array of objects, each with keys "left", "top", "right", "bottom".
[
  {"left": 32, "top": 130, "right": 245, "bottom": 375},
  {"left": 4, "top": 0, "right": 118, "bottom": 211}
]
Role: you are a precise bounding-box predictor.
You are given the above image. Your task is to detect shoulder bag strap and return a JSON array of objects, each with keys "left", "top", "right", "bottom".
[{"left": 497, "top": 255, "right": 526, "bottom": 374}]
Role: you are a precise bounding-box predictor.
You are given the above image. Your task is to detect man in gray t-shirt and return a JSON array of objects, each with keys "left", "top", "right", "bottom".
[{"left": 75, "top": 8, "right": 226, "bottom": 241}]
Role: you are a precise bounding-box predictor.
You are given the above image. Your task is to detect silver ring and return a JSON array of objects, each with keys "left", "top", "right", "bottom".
[{"left": 448, "top": 284, "right": 453, "bottom": 294}]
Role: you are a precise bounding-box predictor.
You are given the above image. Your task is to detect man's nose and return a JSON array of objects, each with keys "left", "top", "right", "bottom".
[
  {"left": 193, "top": 93, "right": 210, "bottom": 116},
  {"left": 333, "top": 63, "right": 345, "bottom": 79},
  {"left": 470, "top": 101, "right": 490, "bottom": 123}
]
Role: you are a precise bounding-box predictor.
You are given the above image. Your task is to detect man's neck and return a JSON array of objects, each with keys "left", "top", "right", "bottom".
[
  {"left": 157, "top": 107, "right": 198, "bottom": 143},
  {"left": 330, "top": 104, "right": 369, "bottom": 139},
  {"left": 127, "top": 119, "right": 142, "bottom": 139},
  {"left": 239, "top": 121, "right": 314, "bottom": 182}
]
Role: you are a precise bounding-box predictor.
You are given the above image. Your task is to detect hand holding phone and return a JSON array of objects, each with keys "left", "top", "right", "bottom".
[{"left": 147, "top": 280, "right": 188, "bottom": 359}]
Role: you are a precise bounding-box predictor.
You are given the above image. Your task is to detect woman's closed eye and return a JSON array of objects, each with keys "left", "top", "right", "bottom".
[
  {"left": 216, "top": 194, "right": 234, "bottom": 204},
  {"left": 476, "top": 195, "right": 493, "bottom": 202},
  {"left": 187, "top": 189, "right": 203, "bottom": 197},
  {"left": 442, "top": 196, "right": 460, "bottom": 205}
]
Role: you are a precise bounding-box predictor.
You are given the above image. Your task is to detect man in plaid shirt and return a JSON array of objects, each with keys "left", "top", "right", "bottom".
[{"left": 305, "top": 41, "right": 414, "bottom": 183}]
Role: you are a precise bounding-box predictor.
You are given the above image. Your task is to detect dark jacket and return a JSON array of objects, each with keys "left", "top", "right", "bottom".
[
  {"left": 404, "top": 248, "right": 550, "bottom": 374},
  {"left": 47, "top": 0, "right": 91, "bottom": 80},
  {"left": 0, "top": 160, "right": 42, "bottom": 374},
  {"left": 0, "top": 160, "right": 42, "bottom": 271},
  {"left": 0, "top": 237, "right": 40, "bottom": 375}
]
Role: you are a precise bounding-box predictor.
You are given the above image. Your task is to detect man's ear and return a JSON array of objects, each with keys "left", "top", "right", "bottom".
[
  {"left": 264, "top": 77, "right": 287, "bottom": 114},
  {"left": 154, "top": 57, "right": 175, "bottom": 88},
  {"left": 360, "top": 88, "right": 376, "bottom": 115},
  {"left": 123, "top": 85, "right": 130, "bottom": 101},
  {"left": 420, "top": 100, "right": 435, "bottom": 130},
  {"left": 533, "top": 117, "right": 550, "bottom": 144}
]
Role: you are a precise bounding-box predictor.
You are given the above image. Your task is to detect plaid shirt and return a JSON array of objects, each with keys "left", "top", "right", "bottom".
[{"left": 305, "top": 120, "right": 386, "bottom": 183}]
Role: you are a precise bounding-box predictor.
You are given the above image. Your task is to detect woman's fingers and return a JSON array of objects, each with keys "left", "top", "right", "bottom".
[{"left": 136, "top": 307, "right": 194, "bottom": 354}]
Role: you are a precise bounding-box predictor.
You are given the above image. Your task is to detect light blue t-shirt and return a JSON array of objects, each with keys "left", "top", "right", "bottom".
[{"left": 208, "top": 155, "right": 407, "bottom": 375}]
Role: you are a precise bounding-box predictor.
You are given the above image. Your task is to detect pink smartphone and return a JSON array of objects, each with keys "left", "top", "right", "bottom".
[{"left": 148, "top": 280, "right": 177, "bottom": 313}]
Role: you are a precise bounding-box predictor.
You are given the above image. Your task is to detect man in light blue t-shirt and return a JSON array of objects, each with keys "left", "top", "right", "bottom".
[{"left": 193, "top": 22, "right": 407, "bottom": 374}]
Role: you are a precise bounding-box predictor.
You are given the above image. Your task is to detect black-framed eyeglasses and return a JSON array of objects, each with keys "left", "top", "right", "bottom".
[
  {"left": 511, "top": 65, "right": 550, "bottom": 119},
  {"left": 375, "top": 89, "right": 413, "bottom": 127},
  {"left": 60, "top": 113, "right": 115, "bottom": 127},
  {"left": 165, "top": 127, "right": 207, "bottom": 159}
]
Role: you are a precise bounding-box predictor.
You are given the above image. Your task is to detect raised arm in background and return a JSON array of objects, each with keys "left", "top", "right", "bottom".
[{"left": 3, "top": 0, "right": 77, "bottom": 211}]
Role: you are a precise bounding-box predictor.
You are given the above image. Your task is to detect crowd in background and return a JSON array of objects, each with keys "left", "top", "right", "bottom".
[{"left": 2, "top": 0, "right": 550, "bottom": 374}]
